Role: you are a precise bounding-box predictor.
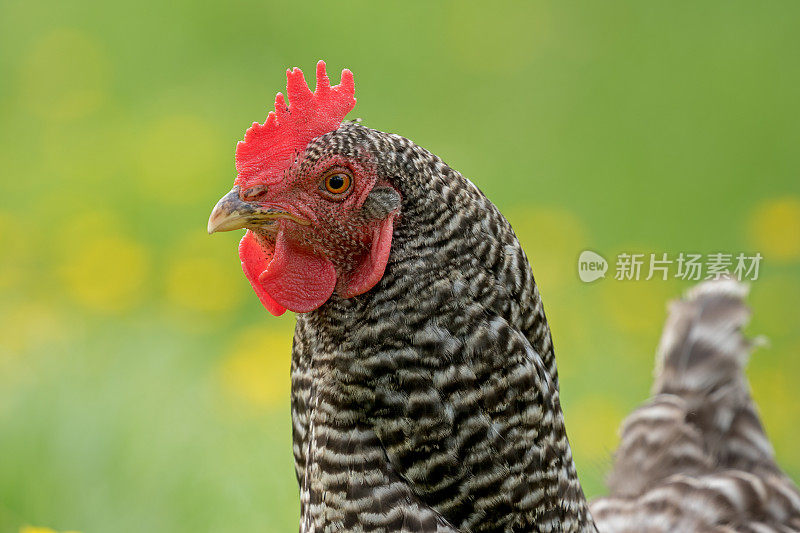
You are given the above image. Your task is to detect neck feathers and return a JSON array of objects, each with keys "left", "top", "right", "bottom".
[{"left": 292, "top": 129, "right": 595, "bottom": 531}]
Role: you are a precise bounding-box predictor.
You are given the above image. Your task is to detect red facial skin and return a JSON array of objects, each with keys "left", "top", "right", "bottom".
[
  {"left": 225, "top": 62, "right": 395, "bottom": 315},
  {"left": 238, "top": 150, "right": 398, "bottom": 316}
]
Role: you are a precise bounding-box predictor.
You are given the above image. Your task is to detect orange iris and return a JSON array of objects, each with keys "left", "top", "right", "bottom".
[{"left": 325, "top": 173, "right": 351, "bottom": 194}]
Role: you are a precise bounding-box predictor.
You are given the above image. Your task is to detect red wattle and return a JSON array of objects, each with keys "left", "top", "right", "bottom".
[
  {"left": 239, "top": 231, "right": 287, "bottom": 316},
  {"left": 341, "top": 215, "right": 396, "bottom": 298},
  {"left": 258, "top": 228, "right": 337, "bottom": 313}
]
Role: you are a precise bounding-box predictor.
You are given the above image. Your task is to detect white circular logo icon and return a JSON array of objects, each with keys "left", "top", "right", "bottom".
[{"left": 578, "top": 250, "right": 608, "bottom": 282}]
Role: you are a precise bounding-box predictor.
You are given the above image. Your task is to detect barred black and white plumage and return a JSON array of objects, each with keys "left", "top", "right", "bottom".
[
  {"left": 209, "top": 65, "right": 800, "bottom": 532},
  {"left": 286, "top": 124, "right": 799, "bottom": 532},
  {"left": 591, "top": 280, "right": 800, "bottom": 532},
  {"left": 289, "top": 123, "right": 590, "bottom": 532}
]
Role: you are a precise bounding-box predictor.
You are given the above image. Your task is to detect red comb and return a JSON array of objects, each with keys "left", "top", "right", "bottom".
[{"left": 234, "top": 60, "right": 356, "bottom": 189}]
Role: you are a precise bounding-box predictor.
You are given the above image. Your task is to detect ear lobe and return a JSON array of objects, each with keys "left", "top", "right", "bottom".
[
  {"left": 340, "top": 214, "right": 396, "bottom": 298},
  {"left": 361, "top": 186, "right": 401, "bottom": 219}
]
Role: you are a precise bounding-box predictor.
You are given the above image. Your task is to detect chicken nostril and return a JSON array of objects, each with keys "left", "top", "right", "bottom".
[{"left": 241, "top": 184, "right": 268, "bottom": 202}]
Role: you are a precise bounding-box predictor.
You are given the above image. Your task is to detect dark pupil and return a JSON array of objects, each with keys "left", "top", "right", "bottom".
[{"left": 329, "top": 175, "right": 345, "bottom": 190}]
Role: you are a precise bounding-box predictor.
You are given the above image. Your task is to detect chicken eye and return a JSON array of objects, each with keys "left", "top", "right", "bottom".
[{"left": 323, "top": 172, "right": 352, "bottom": 195}]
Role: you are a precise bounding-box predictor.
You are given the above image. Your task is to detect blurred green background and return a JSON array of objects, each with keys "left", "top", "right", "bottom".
[{"left": 1, "top": 1, "right": 799, "bottom": 531}]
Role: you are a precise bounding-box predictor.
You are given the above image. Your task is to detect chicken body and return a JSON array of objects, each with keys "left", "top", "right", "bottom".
[
  {"left": 289, "top": 123, "right": 593, "bottom": 532},
  {"left": 209, "top": 65, "right": 800, "bottom": 531},
  {"left": 284, "top": 123, "right": 800, "bottom": 532}
]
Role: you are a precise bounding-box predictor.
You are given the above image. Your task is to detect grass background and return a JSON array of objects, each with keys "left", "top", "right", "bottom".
[{"left": 1, "top": 1, "right": 799, "bottom": 531}]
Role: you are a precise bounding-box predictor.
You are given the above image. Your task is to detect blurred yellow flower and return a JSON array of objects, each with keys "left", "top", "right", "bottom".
[
  {"left": 166, "top": 256, "right": 242, "bottom": 313},
  {"left": 19, "top": 28, "right": 108, "bottom": 120},
  {"left": 748, "top": 197, "right": 800, "bottom": 261},
  {"left": 165, "top": 233, "right": 244, "bottom": 313},
  {"left": 506, "top": 207, "right": 589, "bottom": 290},
  {"left": 219, "top": 326, "right": 293, "bottom": 409},
  {"left": 58, "top": 235, "right": 150, "bottom": 312},
  {"left": 138, "top": 115, "right": 225, "bottom": 205}
]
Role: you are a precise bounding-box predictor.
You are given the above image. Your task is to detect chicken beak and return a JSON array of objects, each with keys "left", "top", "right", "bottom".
[{"left": 207, "top": 186, "right": 308, "bottom": 234}]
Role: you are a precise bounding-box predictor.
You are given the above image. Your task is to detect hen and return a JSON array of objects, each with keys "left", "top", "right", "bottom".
[{"left": 208, "top": 62, "right": 800, "bottom": 532}]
